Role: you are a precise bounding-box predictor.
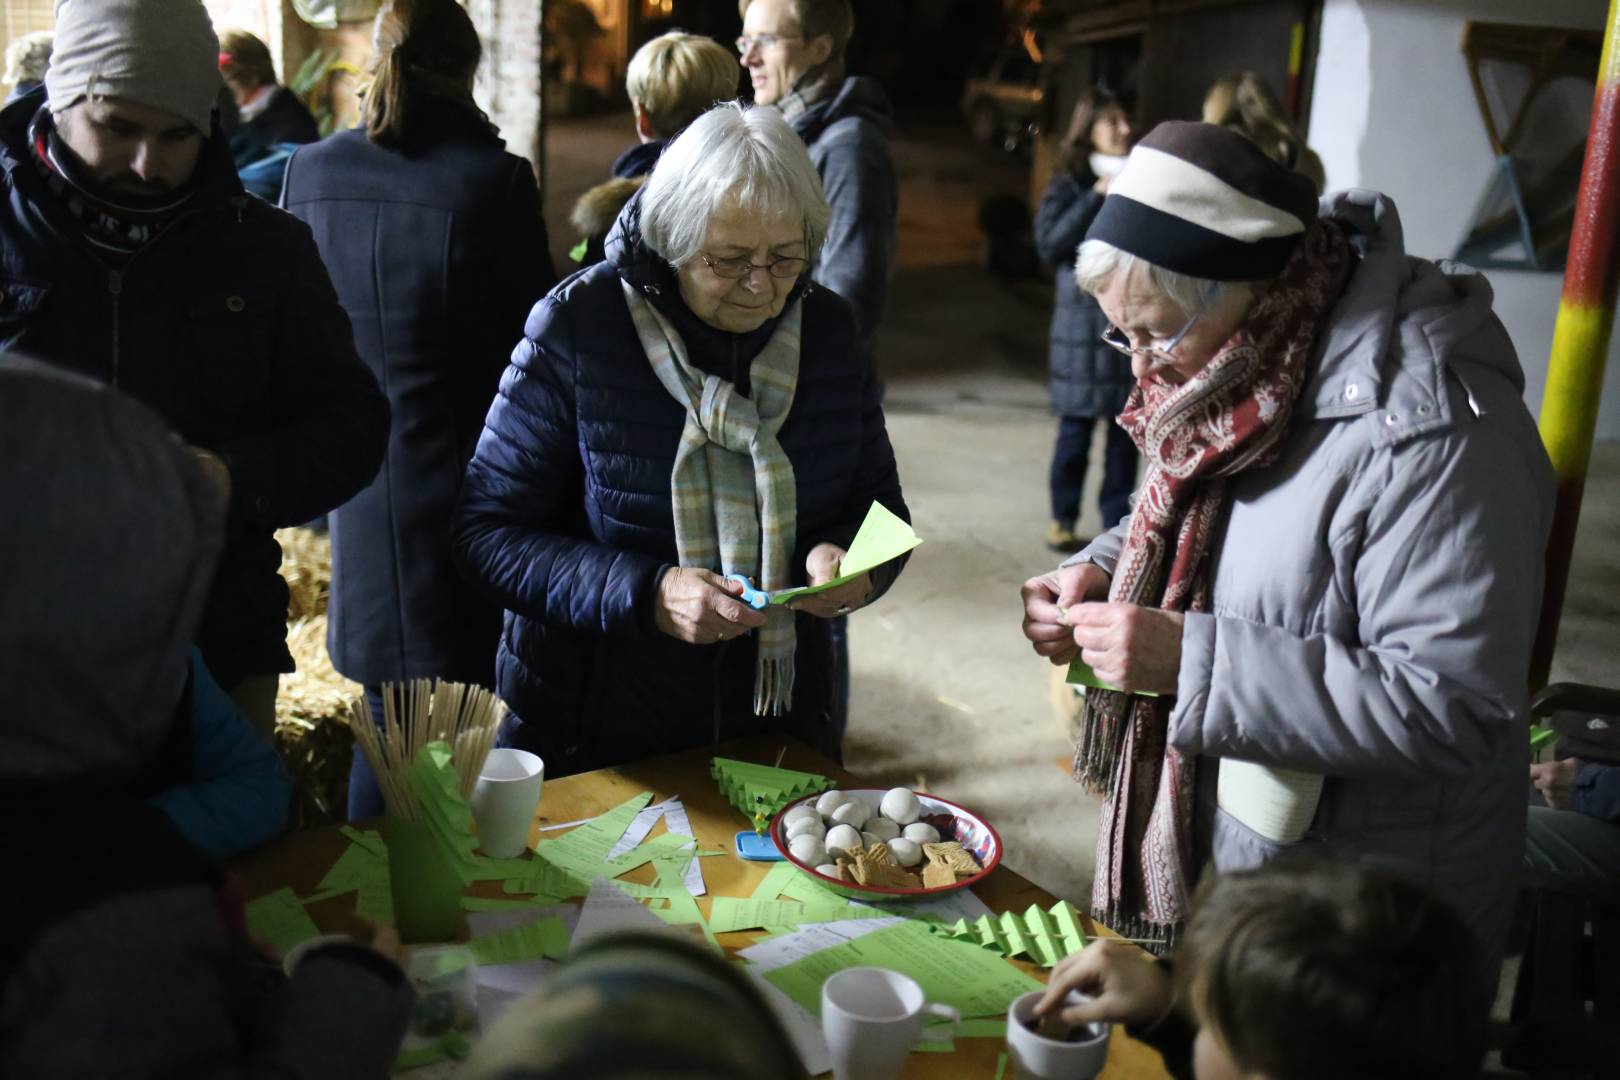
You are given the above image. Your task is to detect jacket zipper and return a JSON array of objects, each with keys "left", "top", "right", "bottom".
[{"left": 107, "top": 269, "right": 122, "bottom": 386}]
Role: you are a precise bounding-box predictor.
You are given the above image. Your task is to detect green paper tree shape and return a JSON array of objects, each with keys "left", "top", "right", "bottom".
[
  {"left": 711, "top": 756, "right": 832, "bottom": 832},
  {"left": 936, "top": 900, "right": 1089, "bottom": 968},
  {"left": 406, "top": 740, "right": 485, "bottom": 885}
]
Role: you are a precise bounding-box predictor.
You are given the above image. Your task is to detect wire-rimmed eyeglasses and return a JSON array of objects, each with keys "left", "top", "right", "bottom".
[
  {"left": 699, "top": 251, "right": 807, "bottom": 280},
  {"left": 1099, "top": 305, "right": 1203, "bottom": 359},
  {"left": 736, "top": 32, "right": 801, "bottom": 54}
]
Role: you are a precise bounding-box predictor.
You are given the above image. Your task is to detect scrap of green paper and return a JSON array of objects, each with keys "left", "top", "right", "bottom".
[
  {"left": 405, "top": 741, "right": 484, "bottom": 885},
  {"left": 957, "top": 1019, "right": 1008, "bottom": 1039},
  {"left": 531, "top": 791, "right": 655, "bottom": 894},
  {"left": 245, "top": 887, "right": 322, "bottom": 954},
  {"left": 648, "top": 853, "right": 719, "bottom": 951},
  {"left": 1530, "top": 726, "right": 1558, "bottom": 753},
  {"left": 937, "top": 900, "right": 1088, "bottom": 968},
  {"left": 340, "top": 825, "right": 384, "bottom": 856},
  {"left": 1067, "top": 656, "right": 1160, "bottom": 699},
  {"left": 603, "top": 832, "right": 695, "bottom": 875},
  {"left": 707, "top": 896, "right": 891, "bottom": 934},
  {"left": 313, "top": 834, "right": 394, "bottom": 924},
  {"left": 356, "top": 876, "right": 395, "bottom": 924},
  {"left": 995, "top": 1052, "right": 1009, "bottom": 1080},
  {"left": 467, "top": 915, "right": 570, "bottom": 966},
  {"left": 750, "top": 860, "right": 801, "bottom": 900},
  {"left": 764, "top": 919, "right": 1044, "bottom": 1020},
  {"left": 768, "top": 502, "right": 921, "bottom": 605},
  {"left": 395, "top": 1031, "right": 472, "bottom": 1072},
  {"left": 711, "top": 758, "right": 830, "bottom": 831}
]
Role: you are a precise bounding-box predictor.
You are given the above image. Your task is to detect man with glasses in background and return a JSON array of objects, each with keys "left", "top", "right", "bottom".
[{"left": 738, "top": 0, "right": 899, "bottom": 751}]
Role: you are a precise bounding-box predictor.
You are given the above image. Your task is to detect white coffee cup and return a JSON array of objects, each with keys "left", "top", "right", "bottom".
[
  {"left": 469, "top": 748, "right": 544, "bottom": 858},
  {"left": 1006, "top": 990, "right": 1111, "bottom": 1079},
  {"left": 820, "top": 967, "right": 960, "bottom": 1080}
]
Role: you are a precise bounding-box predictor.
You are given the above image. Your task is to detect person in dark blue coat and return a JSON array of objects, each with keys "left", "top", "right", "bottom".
[
  {"left": 454, "top": 102, "right": 910, "bottom": 777},
  {"left": 219, "top": 29, "right": 320, "bottom": 201},
  {"left": 0, "top": 0, "right": 389, "bottom": 737},
  {"left": 283, "top": 0, "right": 558, "bottom": 819},
  {"left": 1033, "top": 89, "right": 1140, "bottom": 550}
]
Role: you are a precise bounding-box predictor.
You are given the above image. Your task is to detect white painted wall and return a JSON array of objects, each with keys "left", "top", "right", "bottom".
[{"left": 1309, "top": 0, "right": 1620, "bottom": 438}]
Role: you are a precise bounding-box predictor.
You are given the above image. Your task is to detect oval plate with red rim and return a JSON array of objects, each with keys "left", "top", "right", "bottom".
[{"left": 768, "top": 788, "right": 1003, "bottom": 902}]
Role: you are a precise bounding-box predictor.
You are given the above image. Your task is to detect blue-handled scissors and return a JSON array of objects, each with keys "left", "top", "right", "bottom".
[{"left": 726, "top": 574, "right": 770, "bottom": 610}]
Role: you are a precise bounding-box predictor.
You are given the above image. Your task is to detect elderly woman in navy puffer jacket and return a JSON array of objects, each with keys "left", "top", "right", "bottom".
[
  {"left": 454, "top": 103, "right": 909, "bottom": 777},
  {"left": 1034, "top": 90, "right": 1139, "bottom": 550}
]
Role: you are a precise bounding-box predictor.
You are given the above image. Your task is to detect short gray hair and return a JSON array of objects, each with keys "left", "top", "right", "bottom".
[
  {"left": 640, "top": 101, "right": 831, "bottom": 268},
  {"left": 1074, "top": 239, "right": 1244, "bottom": 317}
]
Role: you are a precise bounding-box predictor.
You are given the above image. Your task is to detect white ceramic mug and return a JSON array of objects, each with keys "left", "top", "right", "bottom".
[
  {"left": 821, "top": 967, "right": 960, "bottom": 1080},
  {"left": 1006, "top": 990, "right": 1111, "bottom": 1079},
  {"left": 468, "top": 748, "right": 544, "bottom": 858}
]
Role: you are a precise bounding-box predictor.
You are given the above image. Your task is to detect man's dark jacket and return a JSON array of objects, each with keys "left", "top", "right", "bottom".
[
  {"left": 452, "top": 193, "right": 909, "bottom": 777},
  {"left": 0, "top": 88, "right": 389, "bottom": 688}
]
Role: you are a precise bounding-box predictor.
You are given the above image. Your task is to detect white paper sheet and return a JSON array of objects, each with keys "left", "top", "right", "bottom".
[
  {"left": 661, "top": 798, "right": 706, "bottom": 896},
  {"left": 571, "top": 876, "right": 684, "bottom": 953},
  {"left": 745, "top": 967, "right": 833, "bottom": 1076},
  {"left": 605, "top": 797, "right": 679, "bottom": 858},
  {"left": 736, "top": 916, "right": 905, "bottom": 970},
  {"left": 889, "top": 887, "right": 994, "bottom": 924}
]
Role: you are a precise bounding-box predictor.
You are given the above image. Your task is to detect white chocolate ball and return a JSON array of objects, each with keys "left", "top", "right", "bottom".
[
  {"left": 860, "top": 830, "right": 885, "bottom": 848},
  {"left": 783, "top": 804, "right": 821, "bottom": 827},
  {"left": 880, "top": 787, "right": 921, "bottom": 826},
  {"left": 863, "top": 817, "right": 900, "bottom": 841},
  {"left": 886, "top": 837, "right": 923, "bottom": 867},
  {"left": 816, "top": 790, "right": 852, "bottom": 818},
  {"left": 814, "top": 863, "right": 840, "bottom": 877},
  {"left": 788, "top": 834, "right": 827, "bottom": 866},
  {"left": 903, "top": 822, "right": 941, "bottom": 845},
  {"left": 786, "top": 816, "right": 826, "bottom": 841},
  {"left": 830, "top": 799, "right": 871, "bottom": 830},
  {"left": 825, "top": 823, "right": 863, "bottom": 860}
]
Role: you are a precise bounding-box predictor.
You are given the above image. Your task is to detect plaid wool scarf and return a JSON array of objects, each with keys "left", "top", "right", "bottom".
[
  {"left": 1076, "top": 220, "right": 1353, "bottom": 944},
  {"left": 622, "top": 281, "right": 802, "bottom": 716}
]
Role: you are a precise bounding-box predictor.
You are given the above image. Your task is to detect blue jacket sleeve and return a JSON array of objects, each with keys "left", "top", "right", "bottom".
[
  {"left": 453, "top": 296, "right": 667, "bottom": 639},
  {"left": 811, "top": 126, "right": 898, "bottom": 358},
  {"left": 149, "top": 652, "right": 290, "bottom": 860},
  {"left": 1032, "top": 172, "right": 1106, "bottom": 267},
  {"left": 1570, "top": 763, "right": 1620, "bottom": 823}
]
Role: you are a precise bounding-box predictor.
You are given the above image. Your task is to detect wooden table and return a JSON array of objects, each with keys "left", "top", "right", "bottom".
[{"left": 236, "top": 735, "right": 1172, "bottom": 1079}]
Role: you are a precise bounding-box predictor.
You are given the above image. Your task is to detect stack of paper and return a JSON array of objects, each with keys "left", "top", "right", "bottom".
[
  {"left": 935, "top": 900, "right": 1088, "bottom": 968},
  {"left": 711, "top": 758, "right": 831, "bottom": 832}
]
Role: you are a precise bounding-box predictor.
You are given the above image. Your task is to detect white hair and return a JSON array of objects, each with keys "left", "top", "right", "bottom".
[
  {"left": 640, "top": 101, "right": 831, "bottom": 268},
  {"left": 1074, "top": 239, "right": 1246, "bottom": 317}
]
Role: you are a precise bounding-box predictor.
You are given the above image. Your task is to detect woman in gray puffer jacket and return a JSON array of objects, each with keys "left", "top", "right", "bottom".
[{"left": 1033, "top": 89, "right": 1139, "bottom": 550}]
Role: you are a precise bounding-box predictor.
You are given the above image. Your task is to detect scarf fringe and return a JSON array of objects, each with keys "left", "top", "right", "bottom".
[
  {"left": 753, "top": 655, "right": 794, "bottom": 717},
  {"left": 1090, "top": 903, "right": 1180, "bottom": 956}
]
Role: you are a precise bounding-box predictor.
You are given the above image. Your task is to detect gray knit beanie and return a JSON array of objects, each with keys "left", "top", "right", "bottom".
[{"left": 45, "top": 0, "right": 222, "bottom": 134}]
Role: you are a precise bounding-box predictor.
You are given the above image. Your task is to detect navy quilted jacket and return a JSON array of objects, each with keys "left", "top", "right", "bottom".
[
  {"left": 453, "top": 194, "right": 909, "bottom": 776},
  {"left": 1033, "top": 167, "right": 1135, "bottom": 419}
]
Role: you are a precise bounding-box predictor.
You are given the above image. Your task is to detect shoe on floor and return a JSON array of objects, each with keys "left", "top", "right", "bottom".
[{"left": 1046, "top": 520, "right": 1087, "bottom": 553}]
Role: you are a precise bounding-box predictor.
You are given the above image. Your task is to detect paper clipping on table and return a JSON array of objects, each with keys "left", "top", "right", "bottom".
[
  {"left": 602, "top": 795, "right": 706, "bottom": 895},
  {"left": 768, "top": 501, "right": 922, "bottom": 605},
  {"left": 1215, "top": 758, "right": 1325, "bottom": 843},
  {"left": 572, "top": 876, "right": 693, "bottom": 953}
]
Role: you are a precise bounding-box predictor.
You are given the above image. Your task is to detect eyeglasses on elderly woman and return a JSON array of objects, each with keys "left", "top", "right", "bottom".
[
  {"left": 1099, "top": 304, "right": 1203, "bottom": 360},
  {"left": 698, "top": 251, "right": 808, "bottom": 280}
]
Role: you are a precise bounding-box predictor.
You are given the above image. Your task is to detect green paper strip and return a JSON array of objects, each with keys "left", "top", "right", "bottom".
[
  {"left": 245, "top": 887, "right": 322, "bottom": 954},
  {"left": 957, "top": 1018, "right": 1008, "bottom": 1039},
  {"left": 707, "top": 896, "right": 891, "bottom": 934},
  {"left": 1530, "top": 726, "right": 1558, "bottom": 753},
  {"left": 467, "top": 915, "right": 570, "bottom": 966},
  {"left": 405, "top": 741, "right": 483, "bottom": 884},
  {"left": 1066, "top": 656, "right": 1160, "bottom": 698},
  {"left": 750, "top": 860, "right": 801, "bottom": 900},
  {"left": 340, "top": 825, "right": 385, "bottom": 856},
  {"left": 995, "top": 1052, "right": 1009, "bottom": 1080},
  {"left": 935, "top": 900, "right": 1088, "bottom": 968}
]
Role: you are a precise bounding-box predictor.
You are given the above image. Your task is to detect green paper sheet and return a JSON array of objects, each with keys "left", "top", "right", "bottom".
[
  {"left": 649, "top": 855, "right": 719, "bottom": 951},
  {"left": 706, "top": 896, "right": 891, "bottom": 934},
  {"left": 245, "top": 887, "right": 322, "bottom": 954},
  {"left": 531, "top": 791, "right": 656, "bottom": 894},
  {"left": 1530, "top": 725, "right": 1558, "bottom": 753},
  {"left": 777, "top": 868, "right": 846, "bottom": 905},
  {"left": 405, "top": 741, "right": 484, "bottom": 885},
  {"left": 957, "top": 1019, "right": 1009, "bottom": 1039},
  {"left": 711, "top": 757, "right": 831, "bottom": 831},
  {"left": 767, "top": 501, "right": 922, "bottom": 605},
  {"left": 356, "top": 873, "right": 395, "bottom": 924},
  {"left": 995, "top": 1052, "right": 1009, "bottom": 1080},
  {"left": 750, "top": 860, "right": 801, "bottom": 900},
  {"left": 1066, "top": 656, "right": 1160, "bottom": 698},
  {"left": 937, "top": 900, "right": 1088, "bottom": 968},
  {"left": 602, "top": 832, "right": 695, "bottom": 875},
  {"left": 340, "top": 825, "right": 384, "bottom": 856},
  {"left": 764, "top": 919, "right": 1044, "bottom": 1020},
  {"left": 502, "top": 861, "right": 590, "bottom": 899},
  {"left": 467, "top": 915, "right": 570, "bottom": 966},
  {"left": 313, "top": 836, "right": 394, "bottom": 924},
  {"left": 318, "top": 838, "right": 383, "bottom": 894}
]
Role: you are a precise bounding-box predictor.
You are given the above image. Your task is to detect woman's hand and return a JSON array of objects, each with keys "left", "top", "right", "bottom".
[
  {"left": 787, "top": 543, "right": 872, "bottom": 618},
  {"left": 1068, "top": 602, "right": 1184, "bottom": 694},
  {"left": 654, "top": 567, "right": 768, "bottom": 644},
  {"left": 1530, "top": 757, "right": 1585, "bottom": 810},
  {"left": 1035, "top": 939, "right": 1173, "bottom": 1029},
  {"left": 1021, "top": 562, "right": 1110, "bottom": 665}
]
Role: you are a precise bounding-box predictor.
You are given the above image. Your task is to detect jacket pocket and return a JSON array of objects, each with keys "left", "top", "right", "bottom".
[
  {"left": 1210, "top": 804, "right": 1319, "bottom": 871},
  {"left": 185, "top": 287, "right": 278, "bottom": 410},
  {"left": 0, "top": 275, "right": 51, "bottom": 348}
]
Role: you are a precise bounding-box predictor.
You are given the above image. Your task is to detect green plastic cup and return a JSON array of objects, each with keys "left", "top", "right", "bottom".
[{"left": 385, "top": 816, "right": 464, "bottom": 943}]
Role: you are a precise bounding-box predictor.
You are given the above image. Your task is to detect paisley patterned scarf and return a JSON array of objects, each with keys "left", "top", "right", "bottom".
[{"left": 1077, "top": 220, "right": 1353, "bottom": 942}]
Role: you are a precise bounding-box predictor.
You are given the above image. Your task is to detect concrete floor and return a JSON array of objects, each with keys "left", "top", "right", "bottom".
[{"left": 545, "top": 110, "right": 1620, "bottom": 909}]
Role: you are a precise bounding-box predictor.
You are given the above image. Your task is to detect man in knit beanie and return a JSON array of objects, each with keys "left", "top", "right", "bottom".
[{"left": 0, "top": 0, "right": 390, "bottom": 737}]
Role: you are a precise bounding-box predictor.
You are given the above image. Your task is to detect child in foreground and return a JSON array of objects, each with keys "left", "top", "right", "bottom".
[{"left": 1035, "top": 861, "right": 1489, "bottom": 1080}]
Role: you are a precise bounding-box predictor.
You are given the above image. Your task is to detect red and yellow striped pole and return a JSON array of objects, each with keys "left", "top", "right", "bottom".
[{"left": 1531, "top": 0, "right": 1620, "bottom": 688}]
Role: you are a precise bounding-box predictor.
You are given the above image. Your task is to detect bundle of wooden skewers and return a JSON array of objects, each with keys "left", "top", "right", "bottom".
[{"left": 347, "top": 678, "right": 505, "bottom": 819}]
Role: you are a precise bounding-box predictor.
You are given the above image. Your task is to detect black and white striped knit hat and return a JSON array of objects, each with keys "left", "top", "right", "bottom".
[{"left": 1084, "top": 121, "right": 1320, "bottom": 282}]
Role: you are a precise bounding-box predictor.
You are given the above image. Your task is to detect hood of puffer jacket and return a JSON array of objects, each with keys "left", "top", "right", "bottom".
[
  {"left": 0, "top": 357, "right": 224, "bottom": 785},
  {"left": 602, "top": 185, "right": 812, "bottom": 380},
  {"left": 1300, "top": 190, "right": 1529, "bottom": 446},
  {"left": 789, "top": 75, "right": 894, "bottom": 145}
]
